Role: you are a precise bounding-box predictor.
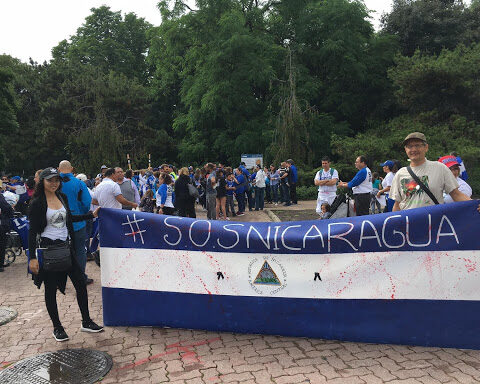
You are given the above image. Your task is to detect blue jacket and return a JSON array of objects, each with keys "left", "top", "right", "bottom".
[
  {"left": 60, "top": 173, "right": 92, "bottom": 231},
  {"left": 290, "top": 165, "right": 298, "bottom": 183}
]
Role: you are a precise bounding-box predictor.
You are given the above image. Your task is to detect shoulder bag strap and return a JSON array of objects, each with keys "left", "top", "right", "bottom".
[{"left": 406, "top": 166, "right": 439, "bottom": 205}]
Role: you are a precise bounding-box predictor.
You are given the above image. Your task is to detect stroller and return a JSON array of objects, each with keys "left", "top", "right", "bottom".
[
  {"left": 5, "top": 213, "right": 29, "bottom": 266},
  {"left": 329, "top": 194, "right": 356, "bottom": 219}
]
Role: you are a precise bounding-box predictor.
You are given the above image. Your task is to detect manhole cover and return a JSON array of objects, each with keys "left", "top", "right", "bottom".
[
  {"left": 0, "top": 349, "right": 112, "bottom": 384},
  {"left": 0, "top": 307, "right": 17, "bottom": 325}
]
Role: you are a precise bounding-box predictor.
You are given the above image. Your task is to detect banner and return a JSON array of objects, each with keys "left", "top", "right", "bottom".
[{"left": 99, "top": 200, "right": 480, "bottom": 349}]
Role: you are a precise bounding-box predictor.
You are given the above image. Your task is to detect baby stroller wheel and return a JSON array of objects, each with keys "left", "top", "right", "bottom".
[
  {"left": 12, "top": 247, "right": 22, "bottom": 256},
  {"left": 4, "top": 249, "right": 16, "bottom": 266}
]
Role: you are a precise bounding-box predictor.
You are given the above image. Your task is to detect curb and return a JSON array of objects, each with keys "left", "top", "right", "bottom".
[{"left": 265, "top": 209, "right": 281, "bottom": 222}]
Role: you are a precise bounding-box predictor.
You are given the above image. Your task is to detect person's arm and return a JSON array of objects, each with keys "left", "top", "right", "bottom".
[
  {"left": 115, "top": 194, "right": 138, "bottom": 208},
  {"left": 131, "top": 180, "right": 141, "bottom": 205},
  {"left": 392, "top": 201, "right": 401, "bottom": 212},
  {"left": 79, "top": 182, "right": 92, "bottom": 213},
  {"left": 347, "top": 168, "right": 366, "bottom": 189},
  {"left": 377, "top": 186, "right": 391, "bottom": 197},
  {"left": 449, "top": 188, "right": 471, "bottom": 202}
]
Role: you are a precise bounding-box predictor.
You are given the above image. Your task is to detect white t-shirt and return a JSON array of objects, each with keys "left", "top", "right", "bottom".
[
  {"left": 382, "top": 171, "right": 394, "bottom": 190},
  {"left": 255, "top": 170, "right": 266, "bottom": 188},
  {"left": 94, "top": 178, "right": 122, "bottom": 209},
  {"left": 315, "top": 168, "right": 338, "bottom": 194},
  {"left": 41, "top": 207, "right": 68, "bottom": 241},
  {"left": 444, "top": 177, "right": 472, "bottom": 204},
  {"left": 352, "top": 167, "right": 373, "bottom": 194},
  {"left": 390, "top": 160, "right": 459, "bottom": 210}
]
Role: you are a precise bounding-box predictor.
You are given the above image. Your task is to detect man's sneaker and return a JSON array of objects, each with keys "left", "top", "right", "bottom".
[
  {"left": 237, "top": 212, "right": 245, "bottom": 216},
  {"left": 53, "top": 327, "right": 69, "bottom": 342},
  {"left": 85, "top": 278, "right": 94, "bottom": 285},
  {"left": 81, "top": 320, "right": 104, "bottom": 333}
]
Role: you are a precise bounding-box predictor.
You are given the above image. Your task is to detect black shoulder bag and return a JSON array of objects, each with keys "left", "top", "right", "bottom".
[
  {"left": 406, "top": 166, "right": 439, "bottom": 205},
  {"left": 40, "top": 194, "right": 72, "bottom": 272}
]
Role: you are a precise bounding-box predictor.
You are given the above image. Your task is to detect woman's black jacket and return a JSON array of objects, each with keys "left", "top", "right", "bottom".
[
  {"left": 28, "top": 191, "right": 93, "bottom": 292},
  {"left": 174, "top": 175, "right": 195, "bottom": 205},
  {"left": 0, "top": 193, "right": 14, "bottom": 232}
]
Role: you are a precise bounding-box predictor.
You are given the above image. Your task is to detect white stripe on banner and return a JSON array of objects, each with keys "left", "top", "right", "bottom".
[{"left": 100, "top": 248, "right": 479, "bottom": 301}]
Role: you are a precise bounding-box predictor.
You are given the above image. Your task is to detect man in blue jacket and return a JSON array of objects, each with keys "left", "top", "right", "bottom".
[
  {"left": 59, "top": 160, "right": 93, "bottom": 284},
  {"left": 338, "top": 155, "right": 373, "bottom": 216},
  {"left": 287, "top": 159, "right": 298, "bottom": 204}
]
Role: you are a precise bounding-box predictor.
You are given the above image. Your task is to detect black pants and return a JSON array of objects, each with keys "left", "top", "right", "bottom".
[
  {"left": 178, "top": 202, "right": 196, "bottom": 218},
  {"left": 41, "top": 239, "right": 90, "bottom": 328},
  {"left": 0, "top": 229, "right": 7, "bottom": 267},
  {"left": 290, "top": 182, "right": 297, "bottom": 204},
  {"left": 354, "top": 193, "right": 371, "bottom": 216}
]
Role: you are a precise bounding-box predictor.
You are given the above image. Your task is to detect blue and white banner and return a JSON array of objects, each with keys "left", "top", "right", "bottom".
[{"left": 99, "top": 200, "right": 480, "bottom": 349}]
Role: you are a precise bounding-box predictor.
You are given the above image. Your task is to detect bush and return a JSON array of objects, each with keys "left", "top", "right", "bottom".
[{"left": 296, "top": 185, "right": 318, "bottom": 200}]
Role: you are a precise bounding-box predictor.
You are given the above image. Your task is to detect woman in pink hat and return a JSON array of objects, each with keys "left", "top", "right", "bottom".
[{"left": 438, "top": 156, "right": 472, "bottom": 203}]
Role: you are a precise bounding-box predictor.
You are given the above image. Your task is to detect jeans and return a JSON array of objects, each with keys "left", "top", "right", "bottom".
[
  {"left": 73, "top": 226, "right": 88, "bottom": 280},
  {"left": 236, "top": 192, "right": 245, "bottom": 213},
  {"left": 271, "top": 184, "right": 279, "bottom": 203},
  {"left": 206, "top": 193, "right": 217, "bottom": 220},
  {"left": 280, "top": 183, "right": 290, "bottom": 204},
  {"left": 255, "top": 187, "right": 265, "bottom": 210},
  {"left": 226, "top": 195, "right": 236, "bottom": 216},
  {"left": 245, "top": 187, "right": 254, "bottom": 210}
]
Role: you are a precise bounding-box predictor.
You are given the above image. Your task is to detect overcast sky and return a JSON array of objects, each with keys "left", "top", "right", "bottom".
[{"left": 0, "top": 0, "right": 392, "bottom": 64}]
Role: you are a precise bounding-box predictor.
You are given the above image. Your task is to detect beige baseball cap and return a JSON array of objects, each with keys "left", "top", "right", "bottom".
[{"left": 403, "top": 132, "right": 427, "bottom": 146}]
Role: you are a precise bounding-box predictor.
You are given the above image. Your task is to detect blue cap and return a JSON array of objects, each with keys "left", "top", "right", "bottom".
[
  {"left": 11, "top": 176, "right": 21, "bottom": 181},
  {"left": 380, "top": 160, "right": 394, "bottom": 168}
]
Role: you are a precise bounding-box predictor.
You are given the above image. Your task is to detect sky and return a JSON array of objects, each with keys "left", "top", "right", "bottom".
[{"left": 0, "top": 0, "right": 392, "bottom": 64}]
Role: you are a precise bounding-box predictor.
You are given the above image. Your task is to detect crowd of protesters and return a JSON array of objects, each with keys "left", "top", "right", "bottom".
[{"left": 0, "top": 131, "right": 477, "bottom": 276}]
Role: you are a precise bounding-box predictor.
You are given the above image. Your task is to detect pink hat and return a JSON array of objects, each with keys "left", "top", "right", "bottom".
[{"left": 438, "top": 155, "right": 459, "bottom": 168}]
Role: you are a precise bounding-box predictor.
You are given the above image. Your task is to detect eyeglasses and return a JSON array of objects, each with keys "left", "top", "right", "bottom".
[{"left": 405, "top": 143, "right": 426, "bottom": 149}]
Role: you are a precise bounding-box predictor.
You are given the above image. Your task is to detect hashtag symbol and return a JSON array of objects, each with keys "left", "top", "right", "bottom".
[{"left": 122, "top": 214, "right": 146, "bottom": 244}]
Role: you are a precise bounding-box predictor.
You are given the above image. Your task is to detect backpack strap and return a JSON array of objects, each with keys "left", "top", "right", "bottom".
[{"left": 406, "top": 166, "right": 439, "bottom": 205}]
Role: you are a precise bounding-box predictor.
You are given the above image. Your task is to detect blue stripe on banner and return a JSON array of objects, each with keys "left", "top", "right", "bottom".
[
  {"left": 102, "top": 287, "right": 480, "bottom": 350},
  {"left": 98, "top": 200, "right": 480, "bottom": 254}
]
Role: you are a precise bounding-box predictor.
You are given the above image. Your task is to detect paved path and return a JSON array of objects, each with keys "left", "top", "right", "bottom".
[{"left": 1, "top": 206, "right": 479, "bottom": 383}]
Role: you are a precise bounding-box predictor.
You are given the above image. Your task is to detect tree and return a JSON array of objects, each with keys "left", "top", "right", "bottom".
[
  {"left": 381, "top": 0, "right": 468, "bottom": 56},
  {"left": 0, "top": 67, "right": 19, "bottom": 170},
  {"left": 52, "top": 6, "right": 152, "bottom": 82}
]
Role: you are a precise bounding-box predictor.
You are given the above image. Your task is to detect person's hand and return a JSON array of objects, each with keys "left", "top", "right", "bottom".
[
  {"left": 29, "top": 259, "right": 39, "bottom": 275},
  {"left": 376, "top": 191, "right": 382, "bottom": 198},
  {"left": 93, "top": 207, "right": 101, "bottom": 218},
  {"left": 477, "top": 203, "right": 480, "bottom": 213},
  {"left": 132, "top": 203, "right": 138, "bottom": 209}
]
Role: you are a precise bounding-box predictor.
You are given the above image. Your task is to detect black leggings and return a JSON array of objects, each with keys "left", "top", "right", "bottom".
[{"left": 41, "top": 238, "right": 90, "bottom": 328}]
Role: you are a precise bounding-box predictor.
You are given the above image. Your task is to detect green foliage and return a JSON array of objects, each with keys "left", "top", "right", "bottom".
[
  {"left": 389, "top": 43, "right": 480, "bottom": 119},
  {"left": 381, "top": 0, "right": 471, "bottom": 56},
  {"left": 296, "top": 186, "right": 318, "bottom": 200},
  {"left": 0, "top": 67, "right": 19, "bottom": 170},
  {"left": 2, "top": 0, "right": 480, "bottom": 200}
]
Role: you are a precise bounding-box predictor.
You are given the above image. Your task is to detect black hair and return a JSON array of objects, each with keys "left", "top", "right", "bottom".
[
  {"left": 125, "top": 169, "right": 133, "bottom": 179},
  {"left": 104, "top": 168, "right": 115, "bottom": 177},
  {"left": 321, "top": 203, "right": 331, "bottom": 212},
  {"left": 161, "top": 173, "right": 173, "bottom": 184},
  {"left": 392, "top": 159, "right": 401, "bottom": 172},
  {"left": 358, "top": 155, "right": 368, "bottom": 165},
  {"left": 321, "top": 156, "right": 330, "bottom": 162}
]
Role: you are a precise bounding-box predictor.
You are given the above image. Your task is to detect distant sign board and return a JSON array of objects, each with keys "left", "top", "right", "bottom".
[{"left": 241, "top": 154, "right": 263, "bottom": 169}]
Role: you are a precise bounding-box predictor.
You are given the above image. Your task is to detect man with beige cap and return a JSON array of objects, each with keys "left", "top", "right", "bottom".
[{"left": 390, "top": 132, "right": 473, "bottom": 211}]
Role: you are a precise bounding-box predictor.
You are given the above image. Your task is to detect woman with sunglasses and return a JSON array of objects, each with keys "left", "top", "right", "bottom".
[{"left": 28, "top": 167, "right": 103, "bottom": 342}]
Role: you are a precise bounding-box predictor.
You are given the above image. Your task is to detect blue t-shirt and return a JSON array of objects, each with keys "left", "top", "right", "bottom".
[
  {"left": 226, "top": 180, "right": 235, "bottom": 196},
  {"left": 235, "top": 174, "right": 246, "bottom": 194}
]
